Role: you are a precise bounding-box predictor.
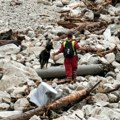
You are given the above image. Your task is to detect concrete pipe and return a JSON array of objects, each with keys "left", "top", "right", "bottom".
[{"left": 36, "top": 64, "right": 104, "bottom": 79}]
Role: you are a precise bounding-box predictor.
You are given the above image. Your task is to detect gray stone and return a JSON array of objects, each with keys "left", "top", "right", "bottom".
[
  {"left": 0, "top": 61, "right": 41, "bottom": 91},
  {"left": 0, "top": 91, "right": 11, "bottom": 103},
  {"left": 108, "top": 93, "right": 118, "bottom": 103},
  {"left": 0, "top": 103, "right": 10, "bottom": 111},
  {"left": 0, "top": 111, "right": 22, "bottom": 118},
  {"left": 29, "top": 115, "right": 41, "bottom": 120},
  {"left": 92, "top": 93, "right": 109, "bottom": 103},
  {"left": 84, "top": 11, "right": 94, "bottom": 21},
  {"left": 14, "top": 98, "right": 30, "bottom": 111},
  {"left": 0, "top": 44, "right": 20, "bottom": 55},
  {"left": 105, "top": 71, "right": 116, "bottom": 78},
  {"left": 115, "top": 51, "right": 120, "bottom": 63},
  {"left": 105, "top": 53, "right": 115, "bottom": 63},
  {"left": 61, "top": 0, "right": 69, "bottom": 5}
]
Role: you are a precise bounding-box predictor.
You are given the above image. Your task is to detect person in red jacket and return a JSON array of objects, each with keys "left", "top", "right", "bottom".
[{"left": 53, "top": 32, "right": 91, "bottom": 82}]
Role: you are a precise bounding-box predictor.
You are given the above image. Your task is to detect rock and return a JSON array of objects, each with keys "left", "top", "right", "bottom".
[
  {"left": 88, "top": 117, "right": 98, "bottom": 120},
  {"left": 68, "top": 1, "right": 86, "bottom": 8},
  {"left": 51, "top": 26, "right": 68, "bottom": 35},
  {"left": 0, "top": 103, "right": 10, "bottom": 111},
  {"left": 82, "top": 105, "right": 94, "bottom": 117},
  {"left": 92, "top": 93, "right": 109, "bottom": 103},
  {"left": 112, "top": 61, "right": 120, "bottom": 69},
  {"left": 0, "top": 44, "right": 20, "bottom": 55},
  {"left": 105, "top": 71, "right": 116, "bottom": 78},
  {"left": 116, "top": 72, "right": 120, "bottom": 80},
  {"left": 14, "top": 98, "right": 30, "bottom": 111},
  {"left": 95, "top": 0, "right": 105, "bottom": 4},
  {"left": 0, "top": 0, "right": 60, "bottom": 31},
  {"left": 108, "top": 103, "right": 119, "bottom": 108},
  {"left": 0, "top": 111, "right": 22, "bottom": 118},
  {"left": 56, "top": 1, "right": 63, "bottom": 7},
  {"left": 100, "top": 14, "right": 112, "bottom": 23},
  {"left": 29, "top": 115, "right": 41, "bottom": 120},
  {"left": 95, "top": 101, "right": 109, "bottom": 107},
  {"left": 73, "top": 109, "right": 84, "bottom": 119},
  {"left": 0, "top": 91, "right": 11, "bottom": 103},
  {"left": 96, "top": 115, "right": 110, "bottom": 120},
  {"left": 108, "top": 93, "right": 118, "bottom": 103},
  {"left": 70, "top": 8, "right": 81, "bottom": 16},
  {"left": 96, "top": 107, "right": 120, "bottom": 120},
  {"left": 103, "top": 83, "right": 114, "bottom": 92},
  {"left": 87, "top": 56, "right": 99, "bottom": 64},
  {"left": 55, "top": 88, "right": 63, "bottom": 99},
  {"left": 61, "top": 0, "right": 69, "bottom": 5},
  {"left": 53, "top": 116, "right": 71, "bottom": 120},
  {"left": 79, "top": 53, "right": 94, "bottom": 65},
  {"left": 37, "top": 0, "right": 50, "bottom": 5},
  {"left": 108, "top": 5, "right": 118, "bottom": 16},
  {"left": 11, "top": 85, "right": 27, "bottom": 98},
  {"left": 27, "top": 30, "right": 35, "bottom": 38},
  {"left": 63, "top": 86, "right": 72, "bottom": 95},
  {"left": 115, "top": 51, "right": 120, "bottom": 63},
  {"left": 76, "top": 76, "right": 87, "bottom": 82},
  {"left": 9, "top": 0, "right": 23, "bottom": 6},
  {"left": 84, "top": 11, "right": 94, "bottom": 21},
  {"left": 55, "top": 57, "right": 64, "bottom": 64},
  {"left": 98, "top": 57, "right": 109, "bottom": 64},
  {"left": 0, "top": 61, "right": 41, "bottom": 91},
  {"left": 68, "top": 84, "right": 77, "bottom": 90},
  {"left": 54, "top": 109, "right": 85, "bottom": 120}
]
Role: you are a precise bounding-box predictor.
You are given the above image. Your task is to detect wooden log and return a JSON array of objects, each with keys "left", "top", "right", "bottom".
[
  {"left": 96, "top": 47, "right": 116, "bottom": 57},
  {"left": 48, "top": 89, "right": 86, "bottom": 110},
  {"left": 84, "top": 0, "right": 111, "bottom": 11},
  {"left": 1, "top": 107, "right": 45, "bottom": 120},
  {"left": 0, "top": 29, "right": 25, "bottom": 46},
  {"left": 54, "top": 21, "right": 107, "bottom": 41},
  {"left": 64, "top": 16, "right": 83, "bottom": 22},
  {"left": 104, "top": 84, "right": 120, "bottom": 93},
  {"left": 0, "top": 29, "right": 13, "bottom": 40},
  {"left": 57, "top": 20, "right": 78, "bottom": 29},
  {"left": 0, "top": 39, "right": 23, "bottom": 46},
  {"left": 2, "top": 80, "right": 101, "bottom": 120},
  {"left": 48, "top": 80, "right": 102, "bottom": 110},
  {"left": 36, "top": 64, "right": 104, "bottom": 79},
  {"left": 1, "top": 90, "right": 86, "bottom": 120},
  {"left": 0, "top": 36, "right": 25, "bottom": 46}
]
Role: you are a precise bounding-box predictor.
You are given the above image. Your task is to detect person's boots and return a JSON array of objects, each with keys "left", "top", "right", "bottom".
[
  {"left": 66, "top": 77, "right": 72, "bottom": 83},
  {"left": 72, "top": 70, "right": 77, "bottom": 83}
]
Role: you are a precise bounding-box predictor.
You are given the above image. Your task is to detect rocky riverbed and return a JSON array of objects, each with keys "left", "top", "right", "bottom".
[{"left": 0, "top": 0, "right": 120, "bottom": 120}]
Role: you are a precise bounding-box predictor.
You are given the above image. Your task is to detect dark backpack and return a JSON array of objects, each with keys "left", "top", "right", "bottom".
[{"left": 63, "top": 40, "right": 76, "bottom": 58}]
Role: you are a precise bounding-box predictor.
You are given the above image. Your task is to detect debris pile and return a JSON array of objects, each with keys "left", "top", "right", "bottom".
[{"left": 0, "top": 0, "right": 120, "bottom": 120}]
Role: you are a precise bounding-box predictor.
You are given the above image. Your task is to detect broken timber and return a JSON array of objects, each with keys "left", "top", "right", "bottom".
[
  {"left": 1, "top": 80, "right": 101, "bottom": 120},
  {"left": 54, "top": 21, "right": 107, "bottom": 41},
  {"left": 36, "top": 64, "right": 104, "bottom": 79}
]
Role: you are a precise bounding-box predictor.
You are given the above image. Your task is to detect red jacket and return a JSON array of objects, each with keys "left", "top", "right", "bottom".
[{"left": 58, "top": 39, "right": 80, "bottom": 54}]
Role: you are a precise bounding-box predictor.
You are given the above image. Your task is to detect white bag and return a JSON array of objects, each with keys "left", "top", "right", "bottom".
[{"left": 28, "top": 82, "right": 57, "bottom": 106}]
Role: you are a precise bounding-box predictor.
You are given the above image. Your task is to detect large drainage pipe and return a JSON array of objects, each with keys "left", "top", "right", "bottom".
[{"left": 36, "top": 64, "right": 104, "bottom": 79}]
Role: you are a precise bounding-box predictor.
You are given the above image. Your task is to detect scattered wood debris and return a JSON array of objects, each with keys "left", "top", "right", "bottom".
[
  {"left": 2, "top": 80, "right": 102, "bottom": 120},
  {"left": 0, "top": 29, "right": 25, "bottom": 46}
]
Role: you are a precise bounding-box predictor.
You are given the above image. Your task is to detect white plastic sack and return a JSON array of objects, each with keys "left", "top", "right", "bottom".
[{"left": 28, "top": 82, "right": 57, "bottom": 106}]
